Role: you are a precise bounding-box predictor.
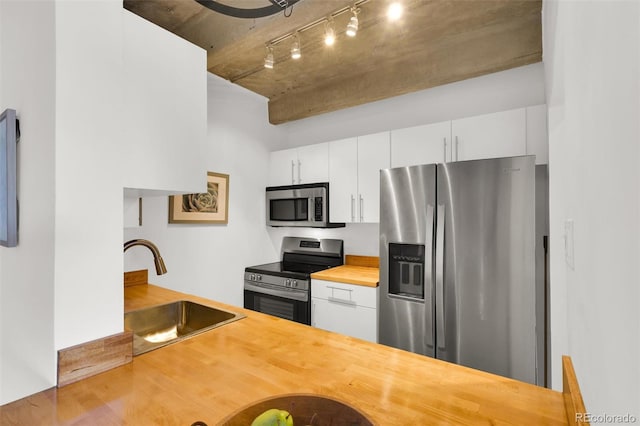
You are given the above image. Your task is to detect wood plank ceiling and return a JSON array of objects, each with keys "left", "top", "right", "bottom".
[{"left": 124, "top": 0, "right": 542, "bottom": 124}]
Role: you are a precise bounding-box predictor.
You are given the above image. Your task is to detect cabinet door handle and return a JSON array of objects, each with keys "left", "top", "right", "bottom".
[
  {"left": 443, "top": 137, "right": 447, "bottom": 163},
  {"left": 359, "top": 195, "right": 364, "bottom": 222},
  {"left": 350, "top": 195, "right": 355, "bottom": 222},
  {"left": 291, "top": 160, "right": 295, "bottom": 185},
  {"left": 297, "top": 160, "right": 302, "bottom": 184},
  {"left": 455, "top": 136, "right": 459, "bottom": 161}
]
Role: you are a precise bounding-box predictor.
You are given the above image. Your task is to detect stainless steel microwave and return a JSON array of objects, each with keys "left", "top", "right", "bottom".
[{"left": 266, "top": 183, "right": 345, "bottom": 228}]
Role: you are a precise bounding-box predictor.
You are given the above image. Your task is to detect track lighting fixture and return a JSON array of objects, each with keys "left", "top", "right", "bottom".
[
  {"left": 346, "top": 7, "right": 360, "bottom": 37},
  {"left": 264, "top": 45, "right": 274, "bottom": 69},
  {"left": 291, "top": 33, "right": 301, "bottom": 59},
  {"left": 261, "top": 0, "right": 373, "bottom": 69},
  {"left": 324, "top": 17, "right": 336, "bottom": 46}
]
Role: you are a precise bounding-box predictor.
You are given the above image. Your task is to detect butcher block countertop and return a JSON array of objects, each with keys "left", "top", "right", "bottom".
[
  {"left": 311, "top": 265, "right": 379, "bottom": 287},
  {"left": 1, "top": 284, "right": 570, "bottom": 425},
  {"left": 311, "top": 254, "right": 380, "bottom": 287}
]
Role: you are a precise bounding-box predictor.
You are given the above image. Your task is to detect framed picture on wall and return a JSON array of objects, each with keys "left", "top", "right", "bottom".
[
  {"left": 0, "top": 108, "right": 18, "bottom": 247},
  {"left": 168, "top": 172, "right": 229, "bottom": 224}
]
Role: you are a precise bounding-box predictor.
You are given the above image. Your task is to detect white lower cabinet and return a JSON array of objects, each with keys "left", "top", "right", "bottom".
[{"left": 311, "top": 279, "right": 378, "bottom": 343}]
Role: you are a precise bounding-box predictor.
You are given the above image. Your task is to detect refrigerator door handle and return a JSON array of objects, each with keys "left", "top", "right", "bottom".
[
  {"left": 425, "top": 204, "right": 435, "bottom": 349},
  {"left": 435, "top": 204, "right": 446, "bottom": 350}
]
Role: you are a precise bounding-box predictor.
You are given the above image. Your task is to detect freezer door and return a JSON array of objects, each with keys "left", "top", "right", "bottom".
[
  {"left": 436, "top": 156, "right": 537, "bottom": 384},
  {"left": 379, "top": 164, "right": 436, "bottom": 357}
]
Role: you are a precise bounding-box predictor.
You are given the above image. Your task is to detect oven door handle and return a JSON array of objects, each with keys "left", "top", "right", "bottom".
[{"left": 244, "top": 281, "right": 309, "bottom": 302}]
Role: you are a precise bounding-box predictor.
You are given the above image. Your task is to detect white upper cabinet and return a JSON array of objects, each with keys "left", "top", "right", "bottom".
[
  {"left": 391, "top": 121, "right": 452, "bottom": 167},
  {"left": 526, "top": 104, "right": 549, "bottom": 164},
  {"left": 298, "top": 143, "right": 330, "bottom": 183},
  {"left": 270, "top": 105, "right": 548, "bottom": 224},
  {"left": 357, "top": 132, "right": 390, "bottom": 223},
  {"left": 329, "top": 133, "right": 390, "bottom": 223},
  {"left": 451, "top": 108, "right": 527, "bottom": 162},
  {"left": 269, "top": 143, "right": 329, "bottom": 186},
  {"left": 329, "top": 138, "right": 358, "bottom": 223},
  {"left": 122, "top": 12, "right": 207, "bottom": 195},
  {"left": 269, "top": 148, "right": 298, "bottom": 187}
]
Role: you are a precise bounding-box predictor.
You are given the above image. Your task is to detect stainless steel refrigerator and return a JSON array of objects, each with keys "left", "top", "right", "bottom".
[{"left": 379, "top": 155, "right": 543, "bottom": 385}]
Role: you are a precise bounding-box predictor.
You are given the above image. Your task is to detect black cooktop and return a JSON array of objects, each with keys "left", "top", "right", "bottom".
[{"left": 245, "top": 261, "right": 332, "bottom": 280}]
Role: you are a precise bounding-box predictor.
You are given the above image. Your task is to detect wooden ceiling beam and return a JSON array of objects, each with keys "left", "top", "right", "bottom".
[{"left": 266, "top": 9, "right": 542, "bottom": 124}]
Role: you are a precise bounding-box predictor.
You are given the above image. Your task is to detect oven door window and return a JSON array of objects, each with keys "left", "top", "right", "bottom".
[
  {"left": 244, "top": 290, "right": 310, "bottom": 325},
  {"left": 270, "top": 198, "right": 308, "bottom": 222}
]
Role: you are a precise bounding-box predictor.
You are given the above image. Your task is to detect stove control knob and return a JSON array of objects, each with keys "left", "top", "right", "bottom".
[
  {"left": 291, "top": 280, "right": 298, "bottom": 288},
  {"left": 284, "top": 279, "right": 291, "bottom": 287},
  {"left": 249, "top": 274, "right": 255, "bottom": 281},
  {"left": 256, "top": 274, "right": 262, "bottom": 281}
]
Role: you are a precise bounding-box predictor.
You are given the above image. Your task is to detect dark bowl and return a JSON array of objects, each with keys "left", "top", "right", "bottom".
[{"left": 217, "top": 393, "right": 375, "bottom": 426}]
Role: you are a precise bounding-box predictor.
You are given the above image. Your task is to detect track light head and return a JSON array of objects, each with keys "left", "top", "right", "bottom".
[
  {"left": 264, "top": 46, "right": 274, "bottom": 69},
  {"left": 346, "top": 7, "right": 359, "bottom": 37},
  {"left": 291, "top": 34, "right": 301, "bottom": 59},
  {"left": 387, "top": 2, "right": 403, "bottom": 21},
  {"left": 324, "top": 18, "right": 336, "bottom": 46}
]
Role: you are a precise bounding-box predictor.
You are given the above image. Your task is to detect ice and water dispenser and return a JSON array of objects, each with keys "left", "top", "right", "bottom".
[{"left": 388, "top": 243, "right": 425, "bottom": 299}]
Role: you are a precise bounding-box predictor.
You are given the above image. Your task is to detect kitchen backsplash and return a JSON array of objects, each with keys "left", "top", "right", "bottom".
[{"left": 266, "top": 223, "right": 379, "bottom": 257}]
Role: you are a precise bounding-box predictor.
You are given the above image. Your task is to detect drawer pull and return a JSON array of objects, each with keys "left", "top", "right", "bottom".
[
  {"left": 326, "top": 285, "right": 353, "bottom": 292},
  {"left": 328, "top": 296, "right": 357, "bottom": 306}
]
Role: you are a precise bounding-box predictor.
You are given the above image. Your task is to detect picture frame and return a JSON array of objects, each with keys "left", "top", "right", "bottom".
[
  {"left": 0, "top": 108, "right": 18, "bottom": 247},
  {"left": 168, "top": 172, "right": 229, "bottom": 224}
]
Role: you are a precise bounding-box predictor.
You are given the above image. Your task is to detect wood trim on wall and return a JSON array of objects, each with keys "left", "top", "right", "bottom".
[
  {"left": 58, "top": 331, "right": 133, "bottom": 387},
  {"left": 124, "top": 269, "right": 148, "bottom": 287},
  {"left": 562, "top": 355, "right": 588, "bottom": 425}
]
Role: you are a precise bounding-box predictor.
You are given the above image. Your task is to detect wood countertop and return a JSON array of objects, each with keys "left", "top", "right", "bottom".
[
  {"left": 311, "top": 265, "right": 379, "bottom": 287},
  {"left": 311, "top": 255, "right": 380, "bottom": 287},
  {"left": 1, "top": 284, "right": 569, "bottom": 425}
]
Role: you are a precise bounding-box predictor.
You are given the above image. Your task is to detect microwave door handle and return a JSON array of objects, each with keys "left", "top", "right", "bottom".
[{"left": 308, "top": 197, "right": 314, "bottom": 222}]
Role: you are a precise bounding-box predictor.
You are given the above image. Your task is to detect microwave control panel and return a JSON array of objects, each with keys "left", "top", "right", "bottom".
[{"left": 314, "top": 197, "right": 323, "bottom": 221}]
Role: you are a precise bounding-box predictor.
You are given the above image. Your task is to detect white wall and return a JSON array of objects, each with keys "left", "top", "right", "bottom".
[
  {"left": 0, "top": 0, "right": 207, "bottom": 404},
  {"left": 543, "top": 0, "right": 639, "bottom": 416},
  {"left": 53, "top": 1, "right": 207, "bottom": 352},
  {"left": 54, "top": 0, "right": 125, "bottom": 351},
  {"left": 0, "top": 0, "right": 57, "bottom": 405},
  {"left": 124, "top": 74, "right": 285, "bottom": 307},
  {"left": 281, "top": 63, "right": 546, "bottom": 149}
]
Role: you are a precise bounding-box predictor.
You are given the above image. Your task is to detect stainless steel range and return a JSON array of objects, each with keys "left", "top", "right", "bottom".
[{"left": 244, "top": 237, "right": 344, "bottom": 325}]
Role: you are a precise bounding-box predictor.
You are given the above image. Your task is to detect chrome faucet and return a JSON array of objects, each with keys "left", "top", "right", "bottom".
[{"left": 124, "top": 239, "right": 167, "bottom": 275}]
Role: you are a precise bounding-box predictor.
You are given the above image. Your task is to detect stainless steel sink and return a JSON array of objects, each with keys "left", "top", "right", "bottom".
[{"left": 125, "top": 300, "right": 245, "bottom": 355}]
